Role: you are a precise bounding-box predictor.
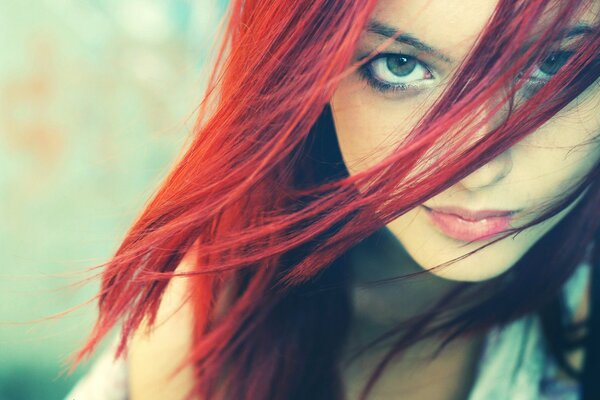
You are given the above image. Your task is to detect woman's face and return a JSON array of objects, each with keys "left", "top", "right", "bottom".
[{"left": 331, "top": 0, "right": 600, "bottom": 282}]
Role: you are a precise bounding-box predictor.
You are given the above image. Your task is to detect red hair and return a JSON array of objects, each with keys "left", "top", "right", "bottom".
[{"left": 69, "top": 0, "right": 600, "bottom": 399}]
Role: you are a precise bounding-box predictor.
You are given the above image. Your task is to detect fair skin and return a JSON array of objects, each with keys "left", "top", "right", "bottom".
[
  {"left": 128, "top": 1, "right": 597, "bottom": 399},
  {"left": 333, "top": 0, "right": 600, "bottom": 282},
  {"left": 127, "top": 256, "right": 589, "bottom": 400},
  {"left": 331, "top": 0, "right": 598, "bottom": 398}
]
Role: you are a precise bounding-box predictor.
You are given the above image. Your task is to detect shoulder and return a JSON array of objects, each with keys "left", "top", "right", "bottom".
[{"left": 128, "top": 255, "right": 196, "bottom": 400}]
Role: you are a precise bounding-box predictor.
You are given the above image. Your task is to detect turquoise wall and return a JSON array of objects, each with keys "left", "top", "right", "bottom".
[{"left": 0, "top": 1, "right": 224, "bottom": 398}]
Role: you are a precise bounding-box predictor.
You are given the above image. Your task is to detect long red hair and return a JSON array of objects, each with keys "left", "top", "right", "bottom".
[{"left": 69, "top": 0, "right": 600, "bottom": 399}]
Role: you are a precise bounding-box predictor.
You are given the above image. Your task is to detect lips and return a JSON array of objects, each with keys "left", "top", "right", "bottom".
[
  {"left": 425, "top": 206, "right": 516, "bottom": 221},
  {"left": 423, "top": 205, "right": 516, "bottom": 242}
]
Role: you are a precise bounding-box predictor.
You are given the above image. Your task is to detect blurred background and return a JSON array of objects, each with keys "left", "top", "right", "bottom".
[{"left": 0, "top": 1, "right": 225, "bottom": 398}]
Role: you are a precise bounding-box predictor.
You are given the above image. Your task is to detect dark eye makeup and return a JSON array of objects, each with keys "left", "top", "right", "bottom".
[
  {"left": 357, "top": 53, "right": 435, "bottom": 94},
  {"left": 357, "top": 49, "right": 582, "bottom": 97}
]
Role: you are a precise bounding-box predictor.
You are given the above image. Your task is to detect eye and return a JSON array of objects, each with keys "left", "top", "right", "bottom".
[
  {"left": 529, "top": 51, "right": 574, "bottom": 80},
  {"left": 358, "top": 53, "right": 435, "bottom": 93},
  {"left": 516, "top": 50, "right": 577, "bottom": 98}
]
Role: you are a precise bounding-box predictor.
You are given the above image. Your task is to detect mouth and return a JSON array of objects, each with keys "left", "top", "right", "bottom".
[{"left": 422, "top": 205, "right": 517, "bottom": 242}]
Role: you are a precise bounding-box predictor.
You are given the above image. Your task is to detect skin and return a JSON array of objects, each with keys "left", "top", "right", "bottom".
[
  {"left": 332, "top": 0, "right": 599, "bottom": 309},
  {"left": 331, "top": 1, "right": 599, "bottom": 394},
  {"left": 127, "top": 2, "right": 598, "bottom": 399}
]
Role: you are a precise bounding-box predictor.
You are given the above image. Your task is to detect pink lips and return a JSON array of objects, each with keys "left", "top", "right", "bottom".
[{"left": 423, "top": 205, "right": 516, "bottom": 242}]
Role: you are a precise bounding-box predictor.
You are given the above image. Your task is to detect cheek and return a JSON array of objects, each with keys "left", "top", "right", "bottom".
[
  {"left": 515, "top": 87, "right": 600, "bottom": 194},
  {"left": 524, "top": 76, "right": 600, "bottom": 146},
  {"left": 330, "top": 79, "right": 432, "bottom": 175}
]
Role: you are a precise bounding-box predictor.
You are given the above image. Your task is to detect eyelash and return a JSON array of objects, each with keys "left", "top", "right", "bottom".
[
  {"left": 357, "top": 51, "right": 576, "bottom": 96},
  {"left": 357, "top": 54, "right": 434, "bottom": 94}
]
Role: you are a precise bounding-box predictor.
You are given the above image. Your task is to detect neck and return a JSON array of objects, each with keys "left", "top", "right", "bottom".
[{"left": 343, "top": 227, "right": 464, "bottom": 355}]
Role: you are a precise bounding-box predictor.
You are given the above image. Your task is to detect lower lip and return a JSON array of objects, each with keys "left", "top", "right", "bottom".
[{"left": 423, "top": 207, "right": 513, "bottom": 242}]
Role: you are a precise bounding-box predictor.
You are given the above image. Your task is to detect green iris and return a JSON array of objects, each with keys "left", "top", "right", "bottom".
[
  {"left": 386, "top": 55, "right": 417, "bottom": 77},
  {"left": 539, "top": 51, "right": 573, "bottom": 75}
]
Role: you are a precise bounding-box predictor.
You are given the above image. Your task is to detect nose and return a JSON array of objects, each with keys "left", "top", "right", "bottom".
[
  {"left": 458, "top": 149, "right": 513, "bottom": 191},
  {"left": 458, "top": 93, "right": 514, "bottom": 191}
]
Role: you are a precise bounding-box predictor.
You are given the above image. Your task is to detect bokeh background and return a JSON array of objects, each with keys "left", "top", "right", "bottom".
[{"left": 0, "top": 1, "right": 225, "bottom": 399}]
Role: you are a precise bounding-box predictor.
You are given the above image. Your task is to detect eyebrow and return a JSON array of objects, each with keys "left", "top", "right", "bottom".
[
  {"left": 366, "top": 20, "right": 453, "bottom": 63},
  {"left": 365, "top": 20, "right": 595, "bottom": 64},
  {"left": 560, "top": 23, "right": 595, "bottom": 39}
]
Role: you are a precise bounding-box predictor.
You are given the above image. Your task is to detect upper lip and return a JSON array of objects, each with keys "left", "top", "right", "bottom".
[{"left": 424, "top": 205, "right": 517, "bottom": 221}]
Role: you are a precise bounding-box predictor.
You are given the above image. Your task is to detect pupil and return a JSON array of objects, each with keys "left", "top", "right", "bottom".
[
  {"left": 387, "top": 56, "right": 416, "bottom": 77},
  {"left": 540, "top": 52, "right": 571, "bottom": 75}
]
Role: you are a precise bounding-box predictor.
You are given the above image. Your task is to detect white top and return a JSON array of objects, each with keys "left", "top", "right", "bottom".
[
  {"left": 467, "top": 260, "right": 590, "bottom": 400},
  {"left": 64, "top": 261, "right": 591, "bottom": 400}
]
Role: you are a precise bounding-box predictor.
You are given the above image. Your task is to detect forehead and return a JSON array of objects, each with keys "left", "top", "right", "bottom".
[
  {"left": 369, "top": 0, "right": 497, "bottom": 60},
  {"left": 369, "top": 0, "right": 598, "bottom": 61}
]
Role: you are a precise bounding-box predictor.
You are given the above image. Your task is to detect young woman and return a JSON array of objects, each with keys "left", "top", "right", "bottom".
[{"left": 65, "top": 0, "right": 600, "bottom": 399}]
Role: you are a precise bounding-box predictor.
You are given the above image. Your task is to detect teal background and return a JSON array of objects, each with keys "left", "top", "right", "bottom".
[{"left": 0, "top": 1, "right": 224, "bottom": 399}]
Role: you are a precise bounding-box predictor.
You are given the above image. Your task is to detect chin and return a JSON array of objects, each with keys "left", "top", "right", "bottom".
[
  {"left": 406, "top": 235, "right": 521, "bottom": 282},
  {"left": 417, "top": 258, "right": 514, "bottom": 282},
  {"left": 386, "top": 207, "right": 530, "bottom": 283}
]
